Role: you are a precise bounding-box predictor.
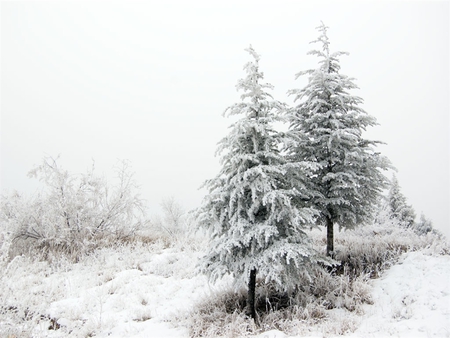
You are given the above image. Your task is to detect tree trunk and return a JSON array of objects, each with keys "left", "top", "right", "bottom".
[
  {"left": 247, "top": 268, "right": 257, "bottom": 323},
  {"left": 326, "top": 216, "right": 334, "bottom": 257}
]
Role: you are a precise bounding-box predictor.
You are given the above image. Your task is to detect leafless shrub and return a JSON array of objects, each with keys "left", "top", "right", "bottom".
[
  {"left": 147, "top": 198, "right": 209, "bottom": 251},
  {"left": 1, "top": 157, "right": 147, "bottom": 262}
]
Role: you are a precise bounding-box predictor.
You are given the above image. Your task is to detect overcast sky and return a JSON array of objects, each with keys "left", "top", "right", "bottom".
[{"left": 1, "top": 1, "right": 449, "bottom": 236}]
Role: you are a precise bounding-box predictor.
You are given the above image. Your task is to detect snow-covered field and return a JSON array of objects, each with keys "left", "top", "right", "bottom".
[
  {"left": 1, "top": 240, "right": 207, "bottom": 337},
  {"left": 253, "top": 250, "right": 450, "bottom": 338},
  {"left": 1, "top": 233, "right": 449, "bottom": 337},
  {"left": 351, "top": 251, "right": 450, "bottom": 338}
]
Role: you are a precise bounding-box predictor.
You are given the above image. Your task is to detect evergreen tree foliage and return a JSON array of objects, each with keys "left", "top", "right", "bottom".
[
  {"left": 414, "top": 213, "right": 433, "bottom": 235},
  {"left": 197, "top": 46, "right": 328, "bottom": 320},
  {"left": 285, "top": 23, "right": 391, "bottom": 256},
  {"left": 387, "top": 174, "right": 416, "bottom": 228}
]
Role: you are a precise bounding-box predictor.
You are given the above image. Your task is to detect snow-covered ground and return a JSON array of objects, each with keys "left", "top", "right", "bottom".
[
  {"left": 1, "top": 240, "right": 449, "bottom": 337},
  {"left": 252, "top": 251, "right": 450, "bottom": 338},
  {"left": 352, "top": 251, "right": 450, "bottom": 337}
]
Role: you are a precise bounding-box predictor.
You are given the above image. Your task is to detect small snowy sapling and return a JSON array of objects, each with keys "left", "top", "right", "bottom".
[{"left": 387, "top": 174, "right": 416, "bottom": 228}]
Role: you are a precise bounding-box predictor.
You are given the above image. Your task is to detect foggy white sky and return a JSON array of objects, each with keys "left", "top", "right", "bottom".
[{"left": 1, "top": 1, "right": 449, "bottom": 236}]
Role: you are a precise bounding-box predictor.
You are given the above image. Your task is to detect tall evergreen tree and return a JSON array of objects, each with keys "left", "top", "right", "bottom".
[
  {"left": 286, "top": 23, "right": 391, "bottom": 256},
  {"left": 197, "top": 46, "right": 327, "bottom": 322},
  {"left": 387, "top": 174, "right": 416, "bottom": 228}
]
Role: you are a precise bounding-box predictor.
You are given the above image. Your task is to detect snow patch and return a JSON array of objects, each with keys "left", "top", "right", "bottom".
[{"left": 352, "top": 251, "right": 450, "bottom": 337}]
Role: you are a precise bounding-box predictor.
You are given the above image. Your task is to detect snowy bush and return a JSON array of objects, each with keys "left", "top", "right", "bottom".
[
  {"left": 0, "top": 157, "right": 146, "bottom": 262},
  {"left": 145, "top": 197, "right": 205, "bottom": 251},
  {"left": 332, "top": 218, "right": 449, "bottom": 278}
]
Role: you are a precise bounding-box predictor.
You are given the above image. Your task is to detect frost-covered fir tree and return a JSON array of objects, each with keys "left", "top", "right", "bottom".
[
  {"left": 197, "top": 46, "right": 328, "bottom": 321},
  {"left": 286, "top": 23, "right": 391, "bottom": 256},
  {"left": 387, "top": 174, "right": 416, "bottom": 228},
  {"left": 414, "top": 213, "right": 433, "bottom": 235}
]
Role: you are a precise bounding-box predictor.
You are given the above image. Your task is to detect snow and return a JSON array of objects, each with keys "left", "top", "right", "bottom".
[
  {"left": 1, "top": 241, "right": 449, "bottom": 337},
  {"left": 352, "top": 251, "right": 450, "bottom": 337},
  {"left": 254, "top": 251, "right": 450, "bottom": 338}
]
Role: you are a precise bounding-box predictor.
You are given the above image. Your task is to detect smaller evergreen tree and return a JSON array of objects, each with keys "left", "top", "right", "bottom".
[
  {"left": 197, "top": 46, "right": 328, "bottom": 322},
  {"left": 387, "top": 174, "right": 416, "bottom": 228},
  {"left": 414, "top": 213, "right": 433, "bottom": 235}
]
